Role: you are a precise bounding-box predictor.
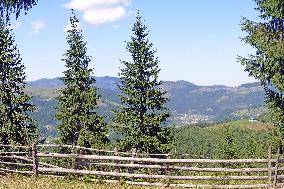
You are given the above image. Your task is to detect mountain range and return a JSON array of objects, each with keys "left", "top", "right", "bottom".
[{"left": 25, "top": 76, "right": 267, "bottom": 137}]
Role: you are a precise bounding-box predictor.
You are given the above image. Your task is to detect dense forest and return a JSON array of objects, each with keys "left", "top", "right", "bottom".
[{"left": 174, "top": 120, "right": 272, "bottom": 159}]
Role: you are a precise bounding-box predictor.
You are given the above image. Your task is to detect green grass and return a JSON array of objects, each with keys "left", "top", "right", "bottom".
[
  {"left": 0, "top": 174, "right": 172, "bottom": 189},
  {"left": 0, "top": 174, "right": 270, "bottom": 189},
  {"left": 208, "top": 119, "right": 273, "bottom": 130},
  {"left": 228, "top": 119, "right": 251, "bottom": 126},
  {"left": 228, "top": 119, "right": 273, "bottom": 130}
]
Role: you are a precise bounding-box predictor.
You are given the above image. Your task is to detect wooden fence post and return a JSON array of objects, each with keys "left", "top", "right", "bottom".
[
  {"left": 128, "top": 148, "right": 136, "bottom": 174},
  {"left": 74, "top": 149, "right": 82, "bottom": 170},
  {"left": 32, "top": 142, "right": 38, "bottom": 176},
  {"left": 268, "top": 145, "right": 272, "bottom": 184},
  {"left": 273, "top": 146, "right": 280, "bottom": 189},
  {"left": 164, "top": 153, "right": 171, "bottom": 187},
  {"left": 114, "top": 147, "right": 119, "bottom": 179}
]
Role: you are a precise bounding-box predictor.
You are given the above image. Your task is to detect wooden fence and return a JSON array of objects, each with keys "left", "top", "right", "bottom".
[{"left": 0, "top": 143, "right": 283, "bottom": 188}]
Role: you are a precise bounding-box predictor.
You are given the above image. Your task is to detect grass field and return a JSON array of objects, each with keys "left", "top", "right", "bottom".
[
  {"left": 210, "top": 119, "right": 273, "bottom": 130},
  {"left": 0, "top": 175, "right": 170, "bottom": 189}
]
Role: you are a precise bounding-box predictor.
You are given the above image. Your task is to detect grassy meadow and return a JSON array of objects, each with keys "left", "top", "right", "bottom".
[{"left": 0, "top": 175, "right": 173, "bottom": 189}]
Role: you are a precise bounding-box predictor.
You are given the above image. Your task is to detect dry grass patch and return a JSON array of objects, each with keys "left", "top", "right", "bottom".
[{"left": 0, "top": 174, "right": 171, "bottom": 189}]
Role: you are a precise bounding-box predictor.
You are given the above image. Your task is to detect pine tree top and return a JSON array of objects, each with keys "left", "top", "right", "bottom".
[{"left": 61, "top": 11, "right": 95, "bottom": 87}]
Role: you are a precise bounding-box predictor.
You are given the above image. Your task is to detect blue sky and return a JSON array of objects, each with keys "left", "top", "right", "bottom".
[{"left": 10, "top": 0, "right": 259, "bottom": 86}]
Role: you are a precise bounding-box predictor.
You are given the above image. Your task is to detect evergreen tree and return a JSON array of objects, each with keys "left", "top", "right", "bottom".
[
  {"left": 238, "top": 0, "right": 284, "bottom": 147},
  {"left": 218, "top": 125, "right": 237, "bottom": 159},
  {"left": 114, "top": 12, "right": 173, "bottom": 154},
  {"left": 0, "top": 20, "right": 38, "bottom": 145},
  {"left": 56, "top": 12, "right": 108, "bottom": 148},
  {"left": 246, "top": 132, "right": 263, "bottom": 158},
  {"left": 0, "top": 0, "right": 37, "bottom": 21}
]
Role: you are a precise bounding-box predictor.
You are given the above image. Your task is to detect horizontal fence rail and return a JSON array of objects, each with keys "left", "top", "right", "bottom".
[
  {"left": 37, "top": 152, "right": 278, "bottom": 163},
  {"left": 0, "top": 143, "right": 283, "bottom": 189}
]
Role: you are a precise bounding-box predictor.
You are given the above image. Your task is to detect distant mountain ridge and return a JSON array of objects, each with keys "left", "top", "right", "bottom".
[
  {"left": 26, "top": 77, "right": 266, "bottom": 136},
  {"left": 28, "top": 78, "right": 63, "bottom": 87},
  {"left": 28, "top": 76, "right": 260, "bottom": 88},
  {"left": 239, "top": 82, "right": 261, "bottom": 88},
  {"left": 28, "top": 76, "right": 120, "bottom": 91}
]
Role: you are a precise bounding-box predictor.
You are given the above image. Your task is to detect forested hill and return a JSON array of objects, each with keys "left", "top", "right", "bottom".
[{"left": 26, "top": 77, "right": 266, "bottom": 136}]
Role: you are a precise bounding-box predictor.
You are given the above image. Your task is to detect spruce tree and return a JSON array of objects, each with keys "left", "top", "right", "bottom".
[
  {"left": 0, "top": 0, "right": 37, "bottom": 21},
  {"left": 238, "top": 0, "right": 284, "bottom": 147},
  {"left": 0, "top": 19, "right": 38, "bottom": 145},
  {"left": 114, "top": 12, "right": 173, "bottom": 154},
  {"left": 218, "top": 125, "right": 237, "bottom": 159},
  {"left": 56, "top": 12, "right": 108, "bottom": 148}
]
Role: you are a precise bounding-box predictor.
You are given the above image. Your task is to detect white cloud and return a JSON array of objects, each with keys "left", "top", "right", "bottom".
[
  {"left": 64, "top": 0, "right": 129, "bottom": 11},
  {"left": 83, "top": 6, "right": 126, "bottom": 25},
  {"left": 8, "top": 22, "right": 22, "bottom": 30},
  {"left": 30, "top": 19, "right": 46, "bottom": 34},
  {"left": 64, "top": 0, "right": 131, "bottom": 26}
]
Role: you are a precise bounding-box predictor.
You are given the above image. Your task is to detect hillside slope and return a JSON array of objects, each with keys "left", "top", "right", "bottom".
[{"left": 26, "top": 77, "right": 266, "bottom": 136}]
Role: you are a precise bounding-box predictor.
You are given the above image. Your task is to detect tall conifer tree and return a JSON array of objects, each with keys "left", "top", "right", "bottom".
[
  {"left": 114, "top": 12, "right": 173, "bottom": 154},
  {"left": 56, "top": 12, "right": 108, "bottom": 148},
  {"left": 238, "top": 0, "right": 284, "bottom": 146},
  {"left": 218, "top": 125, "right": 237, "bottom": 159},
  {"left": 0, "top": 20, "right": 38, "bottom": 145}
]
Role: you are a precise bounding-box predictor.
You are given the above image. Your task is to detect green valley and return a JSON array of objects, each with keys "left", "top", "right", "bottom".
[{"left": 25, "top": 77, "right": 269, "bottom": 144}]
